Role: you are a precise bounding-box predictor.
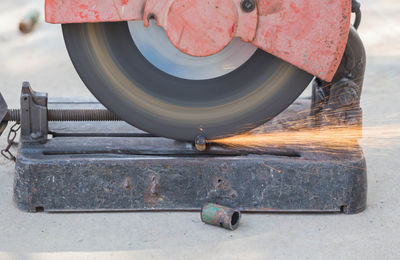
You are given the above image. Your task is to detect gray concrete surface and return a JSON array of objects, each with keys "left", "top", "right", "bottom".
[{"left": 1, "top": 0, "right": 400, "bottom": 259}]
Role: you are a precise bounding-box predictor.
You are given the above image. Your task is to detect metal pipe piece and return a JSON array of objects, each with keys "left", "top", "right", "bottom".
[
  {"left": 19, "top": 10, "right": 40, "bottom": 34},
  {"left": 201, "top": 203, "right": 241, "bottom": 231}
]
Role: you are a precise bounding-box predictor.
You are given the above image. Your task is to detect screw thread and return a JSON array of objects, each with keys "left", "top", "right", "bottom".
[
  {"left": 5, "top": 109, "right": 121, "bottom": 122},
  {"left": 6, "top": 109, "right": 20, "bottom": 122},
  {"left": 47, "top": 109, "right": 120, "bottom": 121}
]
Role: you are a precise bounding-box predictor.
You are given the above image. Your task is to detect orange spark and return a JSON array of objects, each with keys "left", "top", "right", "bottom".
[{"left": 213, "top": 125, "right": 400, "bottom": 151}]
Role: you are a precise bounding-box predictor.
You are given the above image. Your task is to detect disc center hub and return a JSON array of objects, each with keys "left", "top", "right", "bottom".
[
  {"left": 166, "top": 0, "right": 237, "bottom": 56},
  {"left": 143, "top": 0, "right": 258, "bottom": 57}
]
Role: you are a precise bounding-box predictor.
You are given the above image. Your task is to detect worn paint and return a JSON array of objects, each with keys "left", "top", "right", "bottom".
[
  {"left": 144, "top": 174, "right": 163, "bottom": 206},
  {"left": 45, "top": 0, "right": 145, "bottom": 23},
  {"left": 254, "top": 0, "right": 351, "bottom": 81},
  {"left": 45, "top": 0, "right": 351, "bottom": 81},
  {"left": 202, "top": 204, "right": 219, "bottom": 222},
  {"left": 201, "top": 203, "right": 241, "bottom": 230}
]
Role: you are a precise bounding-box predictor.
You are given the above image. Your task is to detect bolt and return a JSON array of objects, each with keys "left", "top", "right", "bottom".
[
  {"left": 241, "top": 0, "right": 256, "bottom": 12},
  {"left": 194, "top": 134, "right": 207, "bottom": 152}
]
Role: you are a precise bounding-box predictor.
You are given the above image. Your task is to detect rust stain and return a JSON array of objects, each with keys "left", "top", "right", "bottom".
[
  {"left": 213, "top": 177, "right": 231, "bottom": 191},
  {"left": 122, "top": 177, "right": 133, "bottom": 190},
  {"left": 144, "top": 174, "right": 163, "bottom": 206},
  {"left": 211, "top": 177, "right": 239, "bottom": 200}
]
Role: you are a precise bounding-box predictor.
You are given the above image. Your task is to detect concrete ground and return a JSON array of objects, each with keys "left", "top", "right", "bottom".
[{"left": 1, "top": 0, "right": 400, "bottom": 259}]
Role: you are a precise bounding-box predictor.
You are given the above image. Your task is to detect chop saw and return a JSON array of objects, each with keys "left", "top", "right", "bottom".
[
  {"left": 0, "top": 0, "right": 367, "bottom": 213},
  {"left": 52, "top": 0, "right": 356, "bottom": 142}
]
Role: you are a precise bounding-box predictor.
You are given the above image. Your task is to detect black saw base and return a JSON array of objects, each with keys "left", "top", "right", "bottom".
[{"left": 13, "top": 97, "right": 367, "bottom": 214}]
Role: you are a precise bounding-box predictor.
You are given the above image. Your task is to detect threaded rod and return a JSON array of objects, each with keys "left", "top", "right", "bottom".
[
  {"left": 48, "top": 109, "right": 120, "bottom": 121},
  {"left": 6, "top": 109, "right": 20, "bottom": 122},
  {"left": 5, "top": 109, "right": 121, "bottom": 122}
]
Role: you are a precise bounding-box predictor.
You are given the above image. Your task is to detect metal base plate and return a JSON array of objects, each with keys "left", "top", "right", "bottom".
[{"left": 13, "top": 98, "right": 367, "bottom": 214}]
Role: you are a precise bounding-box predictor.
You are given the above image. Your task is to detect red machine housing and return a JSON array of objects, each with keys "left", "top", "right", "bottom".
[{"left": 45, "top": 0, "right": 351, "bottom": 82}]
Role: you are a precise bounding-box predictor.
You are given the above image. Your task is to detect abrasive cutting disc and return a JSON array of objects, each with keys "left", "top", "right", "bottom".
[{"left": 62, "top": 22, "right": 313, "bottom": 141}]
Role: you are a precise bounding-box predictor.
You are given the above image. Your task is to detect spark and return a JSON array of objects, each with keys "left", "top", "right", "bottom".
[{"left": 213, "top": 118, "right": 400, "bottom": 152}]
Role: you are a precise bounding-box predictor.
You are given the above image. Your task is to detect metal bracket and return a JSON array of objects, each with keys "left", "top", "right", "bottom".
[{"left": 20, "top": 82, "right": 48, "bottom": 143}]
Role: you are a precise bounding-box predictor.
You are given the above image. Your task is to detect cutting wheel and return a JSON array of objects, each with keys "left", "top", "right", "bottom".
[{"left": 62, "top": 21, "right": 313, "bottom": 141}]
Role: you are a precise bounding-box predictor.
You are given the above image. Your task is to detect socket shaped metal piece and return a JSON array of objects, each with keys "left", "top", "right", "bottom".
[{"left": 201, "top": 203, "right": 241, "bottom": 230}]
